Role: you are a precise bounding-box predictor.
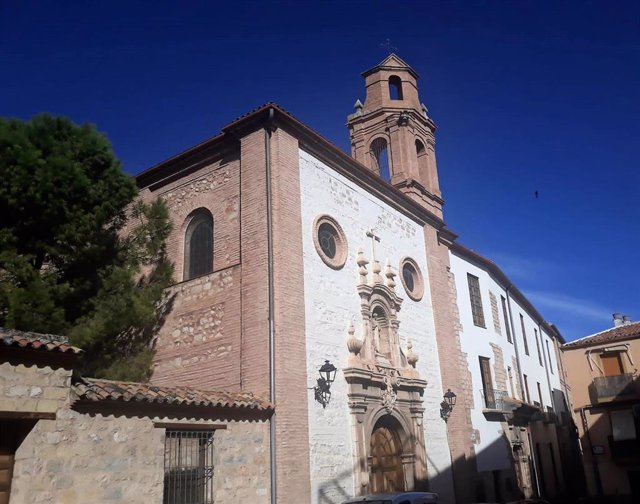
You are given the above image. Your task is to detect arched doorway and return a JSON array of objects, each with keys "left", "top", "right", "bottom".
[{"left": 369, "top": 417, "right": 406, "bottom": 493}]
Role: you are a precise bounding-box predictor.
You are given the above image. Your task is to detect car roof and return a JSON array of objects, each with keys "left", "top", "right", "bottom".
[{"left": 344, "top": 492, "right": 438, "bottom": 503}]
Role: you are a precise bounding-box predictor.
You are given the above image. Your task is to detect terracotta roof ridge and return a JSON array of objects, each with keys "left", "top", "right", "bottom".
[{"left": 563, "top": 320, "right": 640, "bottom": 348}]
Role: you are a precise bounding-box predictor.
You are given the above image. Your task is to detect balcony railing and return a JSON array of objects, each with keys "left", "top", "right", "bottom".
[
  {"left": 480, "top": 388, "right": 508, "bottom": 411},
  {"left": 592, "top": 373, "right": 638, "bottom": 402}
]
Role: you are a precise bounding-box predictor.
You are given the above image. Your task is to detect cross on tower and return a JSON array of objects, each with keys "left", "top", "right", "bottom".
[
  {"left": 380, "top": 38, "right": 397, "bottom": 55},
  {"left": 366, "top": 229, "right": 381, "bottom": 261}
]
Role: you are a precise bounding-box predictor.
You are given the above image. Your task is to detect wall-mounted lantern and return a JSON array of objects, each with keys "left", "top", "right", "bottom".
[
  {"left": 313, "top": 360, "right": 337, "bottom": 408},
  {"left": 440, "top": 388, "right": 457, "bottom": 421}
]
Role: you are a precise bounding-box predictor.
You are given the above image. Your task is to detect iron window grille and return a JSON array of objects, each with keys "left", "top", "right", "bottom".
[{"left": 164, "top": 430, "right": 215, "bottom": 504}]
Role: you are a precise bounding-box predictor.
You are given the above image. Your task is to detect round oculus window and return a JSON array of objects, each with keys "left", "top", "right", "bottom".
[
  {"left": 313, "top": 215, "right": 347, "bottom": 269},
  {"left": 318, "top": 223, "right": 337, "bottom": 259},
  {"left": 400, "top": 257, "right": 424, "bottom": 301}
]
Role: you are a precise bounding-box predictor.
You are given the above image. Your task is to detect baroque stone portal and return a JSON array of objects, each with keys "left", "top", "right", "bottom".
[{"left": 344, "top": 247, "right": 428, "bottom": 494}]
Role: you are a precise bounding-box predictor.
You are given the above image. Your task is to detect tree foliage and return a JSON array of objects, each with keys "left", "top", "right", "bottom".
[{"left": 0, "top": 115, "right": 173, "bottom": 380}]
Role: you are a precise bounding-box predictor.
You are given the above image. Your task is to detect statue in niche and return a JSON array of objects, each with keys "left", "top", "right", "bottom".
[{"left": 372, "top": 309, "right": 392, "bottom": 365}]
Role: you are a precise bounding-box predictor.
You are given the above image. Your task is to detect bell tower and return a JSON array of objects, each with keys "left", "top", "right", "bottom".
[{"left": 347, "top": 54, "right": 443, "bottom": 217}]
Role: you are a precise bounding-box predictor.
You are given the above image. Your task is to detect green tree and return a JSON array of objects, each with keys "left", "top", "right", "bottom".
[{"left": 0, "top": 115, "right": 173, "bottom": 380}]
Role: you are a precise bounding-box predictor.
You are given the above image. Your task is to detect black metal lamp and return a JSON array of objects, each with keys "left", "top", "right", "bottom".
[
  {"left": 440, "top": 389, "right": 457, "bottom": 421},
  {"left": 313, "top": 360, "right": 337, "bottom": 408}
]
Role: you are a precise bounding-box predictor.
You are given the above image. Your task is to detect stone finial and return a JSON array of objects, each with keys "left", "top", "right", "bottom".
[
  {"left": 385, "top": 259, "right": 396, "bottom": 289},
  {"left": 356, "top": 247, "right": 369, "bottom": 285},
  {"left": 372, "top": 259, "right": 382, "bottom": 285},
  {"left": 354, "top": 99, "right": 363, "bottom": 111},
  {"left": 406, "top": 339, "right": 418, "bottom": 368},
  {"left": 421, "top": 102, "right": 429, "bottom": 119},
  {"left": 346, "top": 321, "right": 363, "bottom": 357}
]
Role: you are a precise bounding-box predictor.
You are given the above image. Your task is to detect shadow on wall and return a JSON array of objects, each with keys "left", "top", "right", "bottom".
[
  {"left": 576, "top": 375, "right": 640, "bottom": 504},
  {"left": 315, "top": 408, "right": 586, "bottom": 504}
]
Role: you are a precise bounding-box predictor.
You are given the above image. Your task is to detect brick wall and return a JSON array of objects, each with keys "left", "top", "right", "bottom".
[
  {"left": 423, "top": 228, "right": 476, "bottom": 504},
  {"left": 270, "top": 128, "right": 312, "bottom": 503},
  {"left": 144, "top": 155, "right": 244, "bottom": 391}
]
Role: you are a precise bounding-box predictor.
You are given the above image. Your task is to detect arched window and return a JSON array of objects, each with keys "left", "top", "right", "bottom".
[
  {"left": 415, "top": 139, "right": 429, "bottom": 179},
  {"left": 370, "top": 138, "right": 391, "bottom": 182},
  {"left": 388, "top": 75, "right": 403, "bottom": 100},
  {"left": 184, "top": 209, "right": 213, "bottom": 280}
]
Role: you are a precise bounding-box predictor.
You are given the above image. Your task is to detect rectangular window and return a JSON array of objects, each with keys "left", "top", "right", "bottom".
[
  {"left": 467, "top": 274, "right": 486, "bottom": 328},
  {"left": 501, "top": 296, "right": 512, "bottom": 343},
  {"left": 546, "top": 340, "right": 554, "bottom": 374},
  {"left": 534, "top": 328, "right": 543, "bottom": 366},
  {"left": 479, "top": 357, "right": 495, "bottom": 409},
  {"left": 520, "top": 314, "right": 529, "bottom": 355},
  {"left": 164, "top": 430, "right": 215, "bottom": 504},
  {"left": 611, "top": 410, "right": 637, "bottom": 441},
  {"left": 601, "top": 353, "right": 624, "bottom": 377},
  {"left": 537, "top": 381, "right": 544, "bottom": 410},
  {"left": 523, "top": 374, "right": 531, "bottom": 404}
]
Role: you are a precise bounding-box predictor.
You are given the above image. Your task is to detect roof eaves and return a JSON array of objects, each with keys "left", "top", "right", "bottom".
[{"left": 449, "top": 242, "right": 564, "bottom": 342}]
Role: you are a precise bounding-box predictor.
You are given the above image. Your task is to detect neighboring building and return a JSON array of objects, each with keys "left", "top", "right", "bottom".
[
  {"left": 131, "top": 53, "right": 573, "bottom": 504},
  {"left": 449, "top": 244, "right": 580, "bottom": 503},
  {"left": 562, "top": 315, "right": 640, "bottom": 504},
  {"left": 0, "top": 328, "right": 272, "bottom": 504}
]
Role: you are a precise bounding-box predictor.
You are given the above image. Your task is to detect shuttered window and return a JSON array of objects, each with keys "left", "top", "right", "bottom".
[{"left": 467, "top": 274, "right": 485, "bottom": 328}]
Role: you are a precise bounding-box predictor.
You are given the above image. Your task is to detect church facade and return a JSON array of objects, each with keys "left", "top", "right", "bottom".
[{"left": 135, "top": 55, "right": 572, "bottom": 504}]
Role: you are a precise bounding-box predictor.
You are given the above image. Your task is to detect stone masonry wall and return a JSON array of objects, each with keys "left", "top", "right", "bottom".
[
  {"left": 490, "top": 343, "right": 508, "bottom": 392},
  {"left": 0, "top": 362, "right": 71, "bottom": 416},
  {"left": 151, "top": 266, "right": 242, "bottom": 390},
  {"left": 10, "top": 410, "right": 269, "bottom": 504},
  {"left": 2, "top": 359, "right": 270, "bottom": 504}
]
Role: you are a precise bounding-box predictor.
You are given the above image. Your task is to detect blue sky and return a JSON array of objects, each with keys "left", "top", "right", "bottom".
[{"left": 1, "top": 1, "right": 638, "bottom": 341}]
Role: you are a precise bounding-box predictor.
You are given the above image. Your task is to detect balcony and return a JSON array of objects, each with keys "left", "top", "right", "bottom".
[
  {"left": 608, "top": 435, "right": 640, "bottom": 463},
  {"left": 592, "top": 373, "right": 639, "bottom": 403}
]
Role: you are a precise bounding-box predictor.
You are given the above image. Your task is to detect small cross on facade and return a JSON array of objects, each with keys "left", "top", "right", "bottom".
[
  {"left": 380, "top": 38, "right": 397, "bottom": 55},
  {"left": 366, "top": 229, "right": 381, "bottom": 261}
]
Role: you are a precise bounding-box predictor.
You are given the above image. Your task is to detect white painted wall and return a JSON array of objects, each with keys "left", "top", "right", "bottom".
[
  {"left": 449, "top": 250, "right": 563, "bottom": 473},
  {"left": 298, "top": 149, "right": 453, "bottom": 504}
]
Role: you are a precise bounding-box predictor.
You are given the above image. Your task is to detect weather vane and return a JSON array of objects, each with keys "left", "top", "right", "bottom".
[{"left": 380, "top": 38, "right": 397, "bottom": 55}]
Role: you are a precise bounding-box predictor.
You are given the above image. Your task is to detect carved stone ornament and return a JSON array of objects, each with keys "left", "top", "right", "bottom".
[{"left": 381, "top": 370, "right": 399, "bottom": 413}]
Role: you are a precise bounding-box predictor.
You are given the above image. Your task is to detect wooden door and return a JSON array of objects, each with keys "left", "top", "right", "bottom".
[
  {"left": 0, "top": 422, "right": 17, "bottom": 504},
  {"left": 601, "top": 353, "right": 624, "bottom": 376},
  {"left": 479, "top": 357, "right": 495, "bottom": 408},
  {"left": 370, "top": 425, "right": 405, "bottom": 493}
]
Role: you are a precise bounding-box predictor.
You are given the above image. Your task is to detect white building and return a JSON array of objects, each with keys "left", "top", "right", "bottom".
[{"left": 450, "top": 243, "right": 576, "bottom": 502}]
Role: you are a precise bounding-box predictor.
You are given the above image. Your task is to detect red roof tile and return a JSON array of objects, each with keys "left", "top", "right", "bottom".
[
  {"left": 72, "top": 377, "right": 273, "bottom": 412},
  {"left": 0, "top": 327, "right": 83, "bottom": 355},
  {"left": 563, "top": 322, "right": 640, "bottom": 349}
]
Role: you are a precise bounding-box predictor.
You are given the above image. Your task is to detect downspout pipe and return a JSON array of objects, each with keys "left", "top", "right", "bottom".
[
  {"left": 506, "top": 289, "right": 526, "bottom": 398},
  {"left": 539, "top": 322, "right": 554, "bottom": 410},
  {"left": 265, "top": 108, "right": 277, "bottom": 504},
  {"left": 507, "top": 289, "right": 543, "bottom": 497}
]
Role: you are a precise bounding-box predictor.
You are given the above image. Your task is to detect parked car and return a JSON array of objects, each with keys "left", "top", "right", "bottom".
[{"left": 343, "top": 492, "right": 438, "bottom": 504}]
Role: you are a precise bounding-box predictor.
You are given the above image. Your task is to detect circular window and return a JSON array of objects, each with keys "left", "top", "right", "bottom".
[
  {"left": 313, "top": 215, "right": 347, "bottom": 269},
  {"left": 399, "top": 257, "right": 424, "bottom": 301}
]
